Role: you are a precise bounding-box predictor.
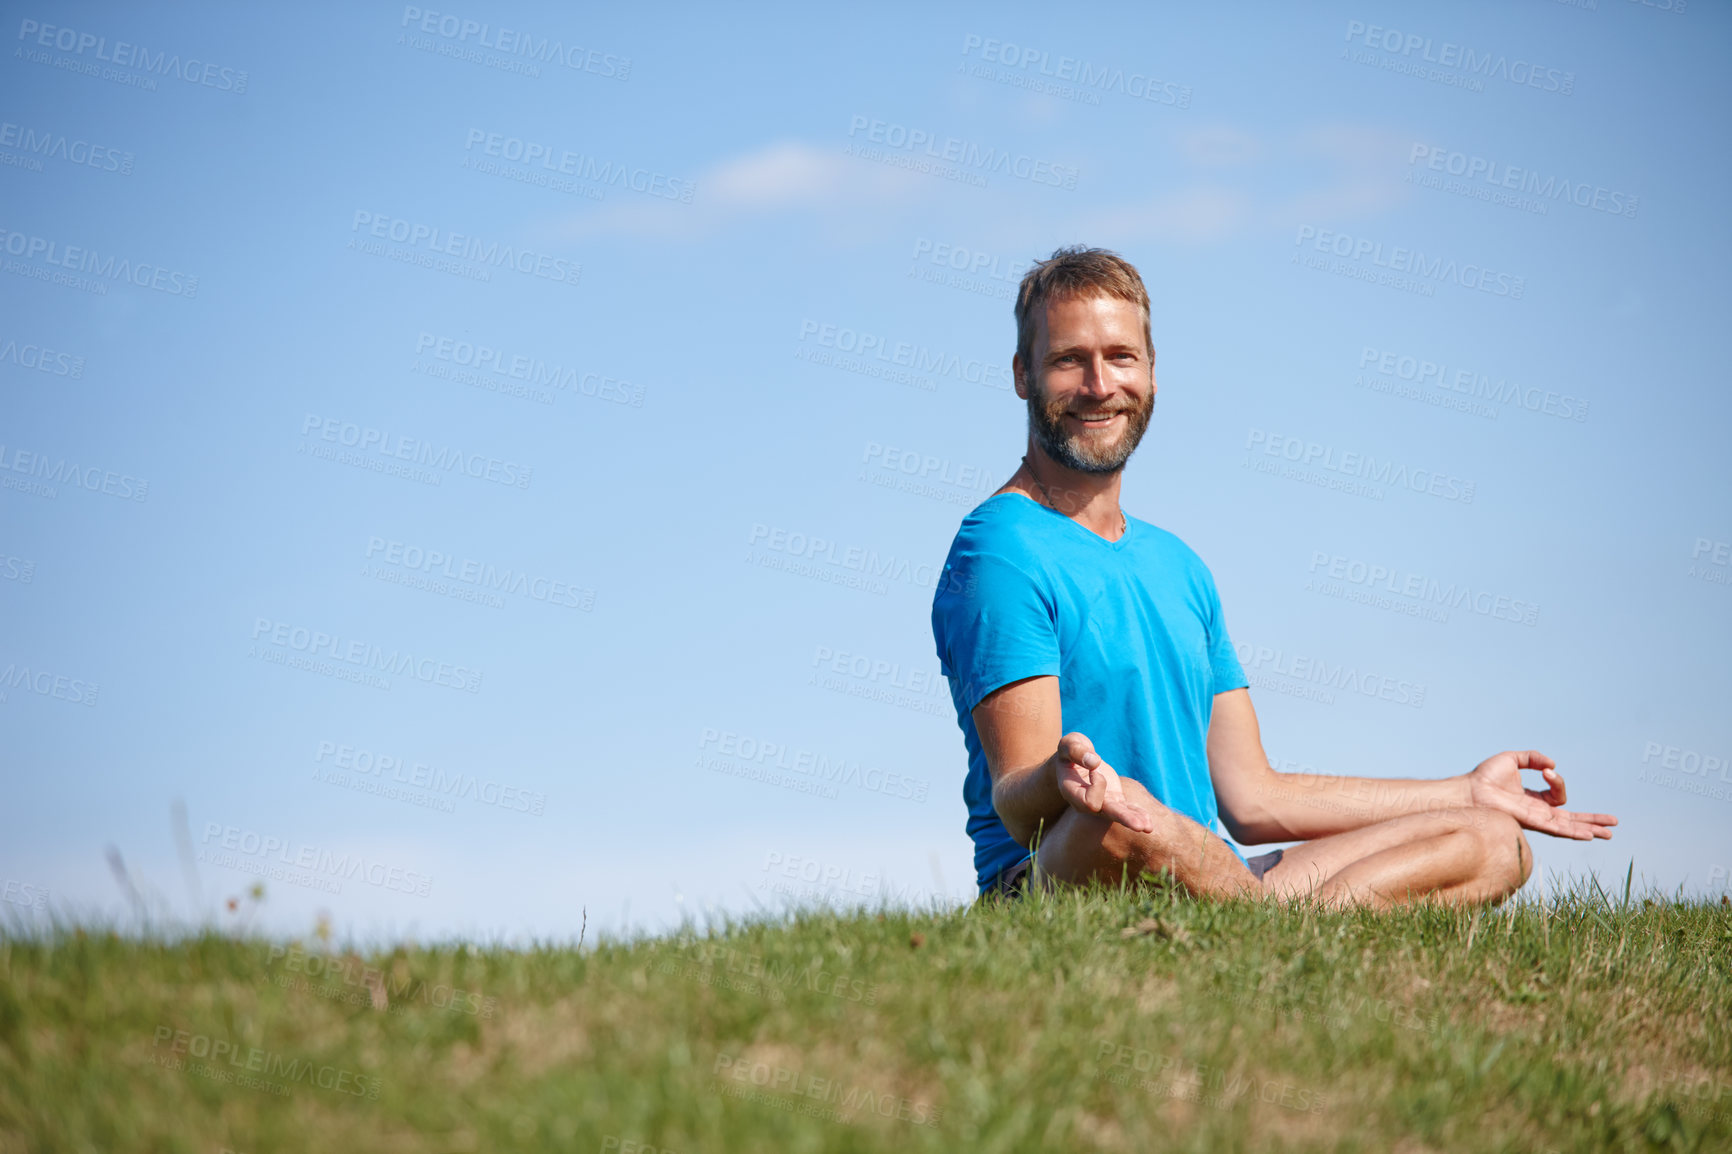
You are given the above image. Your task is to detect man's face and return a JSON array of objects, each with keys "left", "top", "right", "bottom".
[{"left": 1015, "top": 293, "right": 1155, "bottom": 474}]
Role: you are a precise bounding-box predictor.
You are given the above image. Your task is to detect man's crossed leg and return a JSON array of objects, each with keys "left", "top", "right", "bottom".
[
  {"left": 976, "top": 679, "right": 1614, "bottom": 910},
  {"left": 1030, "top": 774, "right": 1532, "bottom": 909}
]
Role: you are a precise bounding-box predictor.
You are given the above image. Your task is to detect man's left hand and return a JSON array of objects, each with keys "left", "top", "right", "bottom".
[{"left": 1466, "top": 750, "right": 1618, "bottom": 841}]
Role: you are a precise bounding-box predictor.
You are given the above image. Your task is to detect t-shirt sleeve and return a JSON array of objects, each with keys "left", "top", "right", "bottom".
[
  {"left": 1205, "top": 570, "right": 1248, "bottom": 695},
  {"left": 933, "top": 550, "right": 1059, "bottom": 713}
]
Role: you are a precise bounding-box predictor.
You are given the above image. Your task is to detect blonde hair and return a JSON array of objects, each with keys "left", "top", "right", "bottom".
[{"left": 1013, "top": 246, "right": 1152, "bottom": 380}]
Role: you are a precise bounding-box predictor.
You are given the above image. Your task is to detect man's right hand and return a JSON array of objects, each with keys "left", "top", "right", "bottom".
[{"left": 1051, "top": 732, "right": 1155, "bottom": 833}]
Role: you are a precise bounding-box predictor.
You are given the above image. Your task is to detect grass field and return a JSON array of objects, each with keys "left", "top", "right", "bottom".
[{"left": 2, "top": 877, "right": 1729, "bottom": 1153}]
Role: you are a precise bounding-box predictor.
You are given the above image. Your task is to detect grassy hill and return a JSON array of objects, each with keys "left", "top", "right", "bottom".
[{"left": 2, "top": 879, "right": 1729, "bottom": 1153}]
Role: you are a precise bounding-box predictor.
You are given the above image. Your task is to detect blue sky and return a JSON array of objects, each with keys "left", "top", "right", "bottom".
[{"left": 2, "top": 0, "right": 1728, "bottom": 943}]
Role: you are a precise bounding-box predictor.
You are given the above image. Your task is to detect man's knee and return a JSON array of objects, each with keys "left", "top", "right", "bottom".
[
  {"left": 1465, "top": 809, "right": 1530, "bottom": 889},
  {"left": 1095, "top": 815, "right": 1143, "bottom": 872},
  {"left": 1039, "top": 778, "right": 1159, "bottom": 883},
  {"left": 1099, "top": 778, "right": 1160, "bottom": 866}
]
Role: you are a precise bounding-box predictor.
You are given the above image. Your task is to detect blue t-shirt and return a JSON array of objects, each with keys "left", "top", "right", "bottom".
[{"left": 930, "top": 492, "right": 1249, "bottom": 893}]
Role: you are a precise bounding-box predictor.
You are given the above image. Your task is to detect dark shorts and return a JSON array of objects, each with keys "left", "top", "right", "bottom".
[{"left": 979, "top": 841, "right": 1285, "bottom": 900}]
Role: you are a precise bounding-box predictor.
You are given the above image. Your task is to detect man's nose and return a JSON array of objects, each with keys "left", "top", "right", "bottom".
[{"left": 1079, "top": 353, "right": 1114, "bottom": 394}]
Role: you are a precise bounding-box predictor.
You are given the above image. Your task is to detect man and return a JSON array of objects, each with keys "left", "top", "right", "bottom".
[{"left": 930, "top": 246, "right": 1617, "bottom": 908}]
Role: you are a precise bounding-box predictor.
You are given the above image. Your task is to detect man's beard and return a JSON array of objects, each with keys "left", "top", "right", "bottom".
[{"left": 1027, "top": 379, "right": 1154, "bottom": 475}]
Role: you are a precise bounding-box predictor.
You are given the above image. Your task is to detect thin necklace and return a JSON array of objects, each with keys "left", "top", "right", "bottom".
[{"left": 1022, "top": 454, "right": 1127, "bottom": 537}]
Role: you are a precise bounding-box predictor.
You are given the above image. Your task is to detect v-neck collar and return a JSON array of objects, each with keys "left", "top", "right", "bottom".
[{"left": 987, "top": 491, "right": 1135, "bottom": 551}]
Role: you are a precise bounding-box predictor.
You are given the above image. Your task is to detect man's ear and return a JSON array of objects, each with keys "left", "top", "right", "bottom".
[{"left": 1012, "top": 354, "right": 1029, "bottom": 400}]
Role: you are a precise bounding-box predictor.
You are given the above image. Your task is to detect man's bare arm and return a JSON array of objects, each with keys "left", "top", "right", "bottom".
[
  {"left": 1207, "top": 689, "right": 1618, "bottom": 843},
  {"left": 978, "top": 677, "right": 1255, "bottom": 894},
  {"left": 972, "top": 675, "right": 1152, "bottom": 847},
  {"left": 1206, "top": 689, "right": 1466, "bottom": 842}
]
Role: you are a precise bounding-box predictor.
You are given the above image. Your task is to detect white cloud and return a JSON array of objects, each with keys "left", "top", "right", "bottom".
[
  {"left": 552, "top": 124, "right": 1416, "bottom": 249},
  {"left": 555, "top": 140, "right": 927, "bottom": 242},
  {"left": 706, "top": 141, "right": 852, "bottom": 207},
  {"left": 1064, "top": 122, "right": 1415, "bottom": 246}
]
